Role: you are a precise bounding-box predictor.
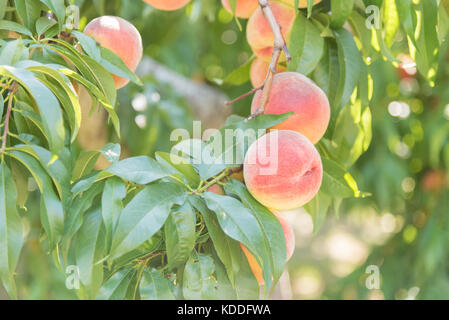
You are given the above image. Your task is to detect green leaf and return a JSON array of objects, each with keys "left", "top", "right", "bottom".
[
  {"left": 0, "top": 20, "right": 33, "bottom": 37},
  {"left": 155, "top": 152, "right": 200, "bottom": 188},
  {"left": 25, "top": 63, "right": 82, "bottom": 143},
  {"left": 0, "top": 162, "right": 23, "bottom": 299},
  {"left": 140, "top": 269, "right": 176, "bottom": 300},
  {"left": 99, "top": 47, "right": 142, "bottom": 86},
  {"left": 96, "top": 269, "right": 136, "bottom": 300},
  {"left": 14, "top": 0, "right": 42, "bottom": 32},
  {"left": 110, "top": 181, "right": 186, "bottom": 260},
  {"left": 0, "top": 39, "right": 29, "bottom": 66},
  {"left": 334, "top": 28, "right": 362, "bottom": 109},
  {"left": 105, "top": 156, "right": 172, "bottom": 185},
  {"left": 165, "top": 202, "right": 197, "bottom": 270},
  {"left": 64, "top": 180, "right": 104, "bottom": 239},
  {"left": 395, "top": 0, "right": 417, "bottom": 48},
  {"left": 36, "top": 16, "right": 56, "bottom": 36},
  {"left": 189, "top": 195, "right": 241, "bottom": 288},
  {"left": 289, "top": 12, "right": 325, "bottom": 75},
  {"left": 71, "top": 30, "right": 102, "bottom": 61},
  {"left": 330, "top": 0, "right": 355, "bottom": 28},
  {"left": 321, "top": 158, "right": 354, "bottom": 198},
  {"left": 99, "top": 143, "right": 121, "bottom": 164},
  {"left": 383, "top": 0, "right": 399, "bottom": 47},
  {"left": 202, "top": 192, "right": 274, "bottom": 291},
  {"left": 40, "top": 0, "right": 65, "bottom": 27},
  {"left": 0, "top": 66, "right": 65, "bottom": 153},
  {"left": 304, "top": 190, "right": 331, "bottom": 233},
  {"left": 75, "top": 207, "right": 105, "bottom": 298},
  {"left": 101, "top": 177, "right": 126, "bottom": 252},
  {"left": 72, "top": 150, "right": 100, "bottom": 181},
  {"left": 182, "top": 252, "right": 219, "bottom": 300},
  {"left": 413, "top": 0, "right": 439, "bottom": 83},
  {"left": 0, "top": 1, "right": 7, "bottom": 20},
  {"left": 224, "top": 179, "right": 286, "bottom": 285},
  {"left": 219, "top": 57, "right": 253, "bottom": 86},
  {"left": 10, "top": 144, "right": 70, "bottom": 202},
  {"left": 7, "top": 150, "right": 64, "bottom": 249}
]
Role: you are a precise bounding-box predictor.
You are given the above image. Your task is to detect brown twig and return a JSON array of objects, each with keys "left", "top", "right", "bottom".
[
  {"left": 0, "top": 82, "right": 17, "bottom": 156},
  {"left": 225, "top": 85, "right": 263, "bottom": 106},
  {"left": 226, "top": 0, "right": 290, "bottom": 120},
  {"left": 254, "top": 0, "right": 291, "bottom": 116}
]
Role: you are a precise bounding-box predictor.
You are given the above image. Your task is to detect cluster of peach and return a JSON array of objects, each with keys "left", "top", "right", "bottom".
[
  {"left": 82, "top": 1, "right": 330, "bottom": 285},
  {"left": 219, "top": 0, "right": 329, "bottom": 284}
]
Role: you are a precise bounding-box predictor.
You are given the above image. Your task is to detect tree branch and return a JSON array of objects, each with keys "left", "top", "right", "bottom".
[
  {"left": 0, "top": 82, "right": 17, "bottom": 156},
  {"left": 227, "top": 0, "right": 291, "bottom": 119},
  {"left": 253, "top": 0, "right": 291, "bottom": 118}
]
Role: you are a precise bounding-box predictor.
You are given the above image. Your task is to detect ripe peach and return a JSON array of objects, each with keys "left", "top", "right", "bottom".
[
  {"left": 142, "top": 0, "right": 191, "bottom": 11},
  {"left": 250, "top": 57, "right": 286, "bottom": 88},
  {"left": 244, "top": 130, "right": 322, "bottom": 211},
  {"left": 246, "top": 1, "right": 295, "bottom": 62},
  {"left": 241, "top": 211, "right": 295, "bottom": 285},
  {"left": 251, "top": 72, "right": 330, "bottom": 144},
  {"left": 84, "top": 16, "right": 143, "bottom": 89},
  {"left": 221, "top": 0, "right": 259, "bottom": 18}
]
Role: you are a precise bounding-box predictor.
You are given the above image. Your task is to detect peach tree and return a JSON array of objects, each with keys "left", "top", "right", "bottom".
[{"left": 0, "top": 0, "right": 447, "bottom": 300}]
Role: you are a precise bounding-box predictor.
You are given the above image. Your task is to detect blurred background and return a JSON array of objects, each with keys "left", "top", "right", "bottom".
[{"left": 1, "top": 0, "right": 448, "bottom": 299}]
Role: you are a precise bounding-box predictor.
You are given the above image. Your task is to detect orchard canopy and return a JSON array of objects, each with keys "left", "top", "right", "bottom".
[{"left": 0, "top": 0, "right": 448, "bottom": 300}]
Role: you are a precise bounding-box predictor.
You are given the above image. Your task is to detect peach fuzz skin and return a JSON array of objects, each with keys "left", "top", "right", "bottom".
[
  {"left": 84, "top": 16, "right": 143, "bottom": 90},
  {"left": 241, "top": 211, "right": 295, "bottom": 285},
  {"left": 246, "top": 1, "right": 295, "bottom": 62},
  {"left": 244, "top": 130, "right": 323, "bottom": 211},
  {"left": 142, "top": 0, "right": 191, "bottom": 11},
  {"left": 251, "top": 72, "right": 330, "bottom": 144},
  {"left": 250, "top": 57, "right": 286, "bottom": 88},
  {"left": 222, "top": 0, "right": 259, "bottom": 18}
]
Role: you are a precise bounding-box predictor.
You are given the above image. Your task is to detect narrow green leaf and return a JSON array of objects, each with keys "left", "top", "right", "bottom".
[
  {"left": 0, "top": 162, "right": 23, "bottom": 299},
  {"left": 0, "top": 66, "right": 65, "bottom": 153},
  {"left": 202, "top": 192, "right": 274, "bottom": 291},
  {"left": 96, "top": 269, "right": 136, "bottom": 300},
  {"left": 183, "top": 252, "right": 219, "bottom": 300},
  {"left": 289, "top": 12, "right": 325, "bottom": 75},
  {"left": 140, "top": 269, "right": 176, "bottom": 300},
  {"left": 7, "top": 151, "right": 64, "bottom": 249},
  {"left": 330, "top": 0, "right": 355, "bottom": 28},
  {"left": 110, "top": 181, "right": 186, "bottom": 260},
  {"left": 14, "top": 0, "right": 41, "bottom": 32},
  {"left": 75, "top": 207, "right": 105, "bottom": 298},
  {"left": 165, "top": 202, "right": 197, "bottom": 270},
  {"left": 102, "top": 177, "right": 126, "bottom": 252},
  {"left": 0, "top": 20, "right": 32, "bottom": 37},
  {"left": 105, "top": 156, "right": 172, "bottom": 185}
]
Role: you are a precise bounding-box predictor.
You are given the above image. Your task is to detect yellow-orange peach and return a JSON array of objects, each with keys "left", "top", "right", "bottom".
[
  {"left": 241, "top": 211, "right": 295, "bottom": 284},
  {"left": 279, "top": 0, "right": 322, "bottom": 8},
  {"left": 250, "top": 57, "right": 287, "bottom": 88},
  {"left": 84, "top": 16, "right": 143, "bottom": 89},
  {"left": 221, "top": 0, "right": 259, "bottom": 18},
  {"left": 251, "top": 72, "right": 330, "bottom": 144},
  {"left": 244, "top": 130, "right": 322, "bottom": 211},
  {"left": 143, "top": 0, "right": 191, "bottom": 11},
  {"left": 246, "top": 1, "right": 295, "bottom": 61}
]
